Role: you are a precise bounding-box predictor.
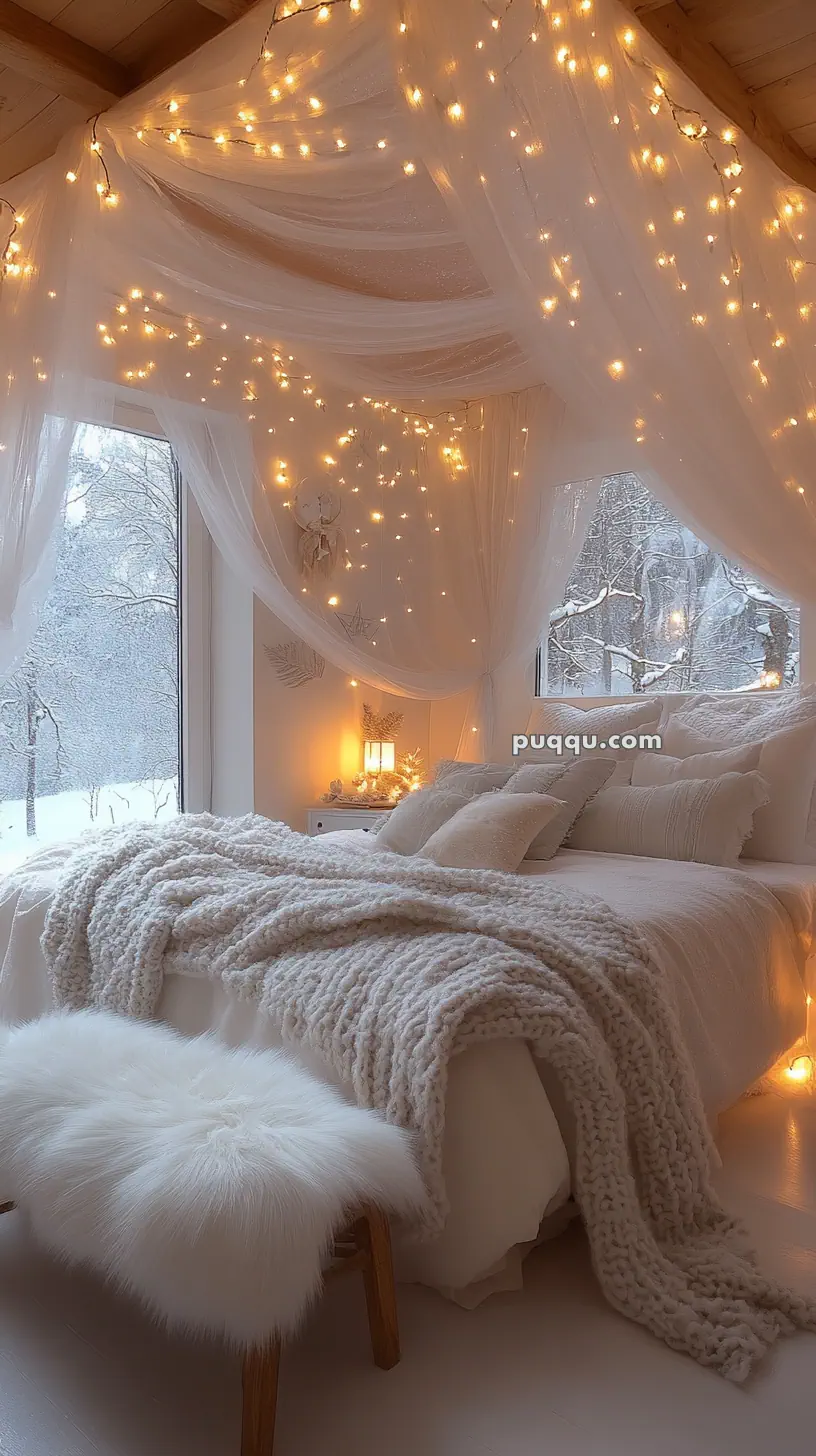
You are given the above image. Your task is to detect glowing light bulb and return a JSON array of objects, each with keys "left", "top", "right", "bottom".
[
  {"left": 409, "top": 86, "right": 422, "bottom": 104},
  {"left": 595, "top": 63, "right": 609, "bottom": 80},
  {"left": 403, "top": 160, "right": 416, "bottom": 175},
  {"left": 65, "top": 171, "right": 77, "bottom": 183},
  {"left": 308, "top": 96, "right": 322, "bottom": 111},
  {"left": 168, "top": 99, "right": 179, "bottom": 113},
  {"left": 447, "top": 101, "right": 464, "bottom": 121},
  {"left": 608, "top": 359, "right": 625, "bottom": 378},
  {"left": 541, "top": 297, "right": 557, "bottom": 313},
  {"left": 623, "top": 28, "right": 635, "bottom": 45},
  {"left": 786, "top": 1055, "right": 813, "bottom": 1083}
]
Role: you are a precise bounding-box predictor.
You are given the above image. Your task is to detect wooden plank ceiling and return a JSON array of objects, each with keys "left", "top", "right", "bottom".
[
  {"left": 0, "top": 0, "right": 251, "bottom": 183},
  {"left": 621, "top": 2, "right": 816, "bottom": 191},
  {"left": 0, "top": 1, "right": 815, "bottom": 188}
]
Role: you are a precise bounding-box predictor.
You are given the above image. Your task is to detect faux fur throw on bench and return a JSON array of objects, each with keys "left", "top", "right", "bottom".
[{"left": 42, "top": 813, "right": 815, "bottom": 1380}]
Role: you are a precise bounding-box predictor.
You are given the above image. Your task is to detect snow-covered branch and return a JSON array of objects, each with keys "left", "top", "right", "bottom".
[{"left": 549, "top": 585, "right": 642, "bottom": 625}]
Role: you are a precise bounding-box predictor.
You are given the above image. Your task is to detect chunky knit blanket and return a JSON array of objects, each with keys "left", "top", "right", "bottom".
[{"left": 42, "top": 813, "right": 815, "bottom": 1380}]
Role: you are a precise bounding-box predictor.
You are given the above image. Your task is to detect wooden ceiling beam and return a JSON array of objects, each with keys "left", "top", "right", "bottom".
[
  {"left": 620, "top": 0, "right": 816, "bottom": 194},
  {"left": 193, "top": 0, "right": 251, "bottom": 19},
  {"left": 0, "top": 0, "right": 134, "bottom": 111}
]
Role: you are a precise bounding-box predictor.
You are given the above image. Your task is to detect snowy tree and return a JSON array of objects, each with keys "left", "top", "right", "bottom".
[
  {"left": 546, "top": 476, "right": 799, "bottom": 696},
  {"left": 0, "top": 426, "right": 180, "bottom": 837}
]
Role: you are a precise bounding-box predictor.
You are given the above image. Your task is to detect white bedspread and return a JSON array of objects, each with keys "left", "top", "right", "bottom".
[{"left": 0, "top": 834, "right": 811, "bottom": 1301}]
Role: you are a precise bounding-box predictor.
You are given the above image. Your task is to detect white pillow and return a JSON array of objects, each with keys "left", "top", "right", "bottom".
[
  {"left": 660, "top": 715, "right": 816, "bottom": 863},
  {"left": 631, "top": 742, "right": 760, "bottom": 786},
  {"left": 521, "top": 698, "right": 661, "bottom": 764},
  {"left": 664, "top": 691, "right": 816, "bottom": 741},
  {"left": 566, "top": 773, "right": 769, "bottom": 866},
  {"left": 432, "top": 760, "right": 514, "bottom": 796},
  {"left": 417, "top": 792, "right": 566, "bottom": 871},
  {"left": 503, "top": 756, "right": 617, "bottom": 860},
  {"left": 375, "top": 786, "right": 469, "bottom": 856}
]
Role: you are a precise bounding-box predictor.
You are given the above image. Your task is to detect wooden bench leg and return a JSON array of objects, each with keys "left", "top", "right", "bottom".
[
  {"left": 354, "top": 1205, "right": 400, "bottom": 1370},
  {"left": 241, "top": 1340, "right": 280, "bottom": 1456}
]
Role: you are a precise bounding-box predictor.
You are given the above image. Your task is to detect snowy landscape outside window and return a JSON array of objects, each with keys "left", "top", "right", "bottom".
[
  {"left": 545, "top": 475, "right": 800, "bottom": 697},
  {"left": 0, "top": 425, "right": 180, "bottom": 872}
]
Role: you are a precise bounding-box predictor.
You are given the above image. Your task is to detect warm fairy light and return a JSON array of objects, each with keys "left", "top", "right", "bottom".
[
  {"left": 541, "top": 297, "right": 557, "bottom": 314},
  {"left": 608, "top": 360, "right": 625, "bottom": 378},
  {"left": 327, "top": 595, "right": 339, "bottom": 606},
  {"left": 371, "top": 510, "right": 383, "bottom": 521},
  {"left": 623, "top": 28, "right": 635, "bottom": 45},
  {"left": 168, "top": 100, "right": 179, "bottom": 113},
  {"left": 317, "top": 4, "right": 330, "bottom": 17},
  {"left": 785, "top": 1055, "right": 813, "bottom": 1083},
  {"left": 595, "top": 63, "right": 609, "bottom": 80},
  {"left": 726, "top": 300, "right": 740, "bottom": 314},
  {"left": 65, "top": 171, "right": 77, "bottom": 183},
  {"left": 447, "top": 101, "right": 464, "bottom": 121},
  {"left": 308, "top": 96, "right": 322, "bottom": 111},
  {"left": 377, "top": 138, "right": 387, "bottom": 148},
  {"left": 707, "top": 196, "right": 720, "bottom": 213},
  {"left": 673, "top": 208, "right": 685, "bottom": 222},
  {"left": 403, "top": 161, "right": 416, "bottom": 175},
  {"left": 299, "top": 143, "right": 310, "bottom": 157},
  {"left": 335, "top": 138, "right": 347, "bottom": 149},
  {"left": 409, "top": 86, "right": 422, "bottom": 104},
  {"left": 214, "top": 133, "right": 227, "bottom": 146},
  {"left": 721, "top": 127, "right": 736, "bottom": 144}
]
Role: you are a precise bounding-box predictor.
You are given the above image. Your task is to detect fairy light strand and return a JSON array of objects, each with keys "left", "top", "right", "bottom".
[{"left": 0, "top": 197, "right": 20, "bottom": 279}]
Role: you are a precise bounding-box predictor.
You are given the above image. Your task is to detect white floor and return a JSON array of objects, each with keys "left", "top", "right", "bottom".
[{"left": 0, "top": 1089, "right": 814, "bottom": 1456}]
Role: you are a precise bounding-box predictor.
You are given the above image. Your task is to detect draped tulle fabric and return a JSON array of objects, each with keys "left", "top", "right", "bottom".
[{"left": 1, "top": 0, "right": 815, "bottom": 746}]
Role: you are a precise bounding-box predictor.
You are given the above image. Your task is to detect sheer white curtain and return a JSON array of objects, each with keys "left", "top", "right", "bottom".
[
  {"left": 153, "top": 385, "right": 589, "bottom": 756},
  {"left": 400, "top": 0, "right": 816, "bottom": 605},
  {"left": 2, "top": 0, "right": 816, "bottom": 747}
]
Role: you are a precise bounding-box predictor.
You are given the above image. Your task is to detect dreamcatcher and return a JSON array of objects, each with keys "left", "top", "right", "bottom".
[{"left": 293, "top": 479, "right": 348, "bottom": 578}]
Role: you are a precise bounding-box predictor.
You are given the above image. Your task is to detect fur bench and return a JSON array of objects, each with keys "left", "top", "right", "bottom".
[{"left": 0, "top": 1011, "right": 424, "bottom": 1454}]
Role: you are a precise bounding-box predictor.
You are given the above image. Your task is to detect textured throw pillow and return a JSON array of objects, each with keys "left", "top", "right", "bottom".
[
  {"left": 665, "top": 690, "right": 816, "bottom": 741},
  {"left": 503, "top": 756, "right": 617, "bottom": 860},
  {"left": 566, "top": 773, "right": 769, "bottom": 866},
  {"left": 631, "top": 742, "right": 760, "bottom": 786},
  {"left": 520, "top": 698, "right": 661, "bottom": 764},
  {"left": 417, "top": 792, "right": 566, "bottom": 871},
  {"left": 660, "top": 715, "right": 816, "bottom": 863},
  {"left": 375, "top": 786, "right": 470, "bottom": 856},
  {"left": 432, "top": 760, "right": 515, "bottom": 795}
]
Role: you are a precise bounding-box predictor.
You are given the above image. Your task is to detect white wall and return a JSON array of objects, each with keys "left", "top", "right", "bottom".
[{"left": 253, "top": 600, "right": 431, "bottom": 829}]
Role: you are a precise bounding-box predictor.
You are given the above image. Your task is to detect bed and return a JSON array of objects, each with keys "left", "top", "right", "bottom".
[{"left": 0, "top": 833, "right": 813, "bottom": 1304}]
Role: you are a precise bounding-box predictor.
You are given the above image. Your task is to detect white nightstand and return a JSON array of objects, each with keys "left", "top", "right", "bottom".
[{"left": 306, "top": 806, "right": 391, "bottom": 836}]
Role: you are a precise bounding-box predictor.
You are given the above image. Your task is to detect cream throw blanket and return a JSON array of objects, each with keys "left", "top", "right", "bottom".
[{"left": 41, "top": 813, "right": 815, "bottom": 1380}]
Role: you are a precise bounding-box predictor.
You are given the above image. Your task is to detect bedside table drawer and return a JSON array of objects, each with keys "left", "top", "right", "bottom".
[{"left": 307, "top": 808, "right": 391, "bottom": 836}]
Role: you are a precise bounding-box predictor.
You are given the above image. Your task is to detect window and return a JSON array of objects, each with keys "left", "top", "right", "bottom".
[
  {"left": 543, "top": 474, "right": 801, "bottom": 697},
  {"left": 0, "top": 424, "right": 187, "bottom": 872}
]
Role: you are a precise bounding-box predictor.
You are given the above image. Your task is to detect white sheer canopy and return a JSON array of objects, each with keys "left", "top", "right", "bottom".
[{"left": 2, "top": 0, "right": 815, "bottom": 751}]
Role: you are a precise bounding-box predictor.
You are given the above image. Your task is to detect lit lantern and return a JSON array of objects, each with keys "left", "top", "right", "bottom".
[{"left": 364, "top": 740, "right": 396, "bottom": 775}]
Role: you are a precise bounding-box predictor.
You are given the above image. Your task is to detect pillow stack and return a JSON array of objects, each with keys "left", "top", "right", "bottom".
[
  {"left": 565, "top": 685, "right": 816, "bottom": 865},
  {"left": 373, "top": 752, "right": 617, "bottom": 870},
  {"left": 653, "top": 688, "right": 816, "bottom": 864}
]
